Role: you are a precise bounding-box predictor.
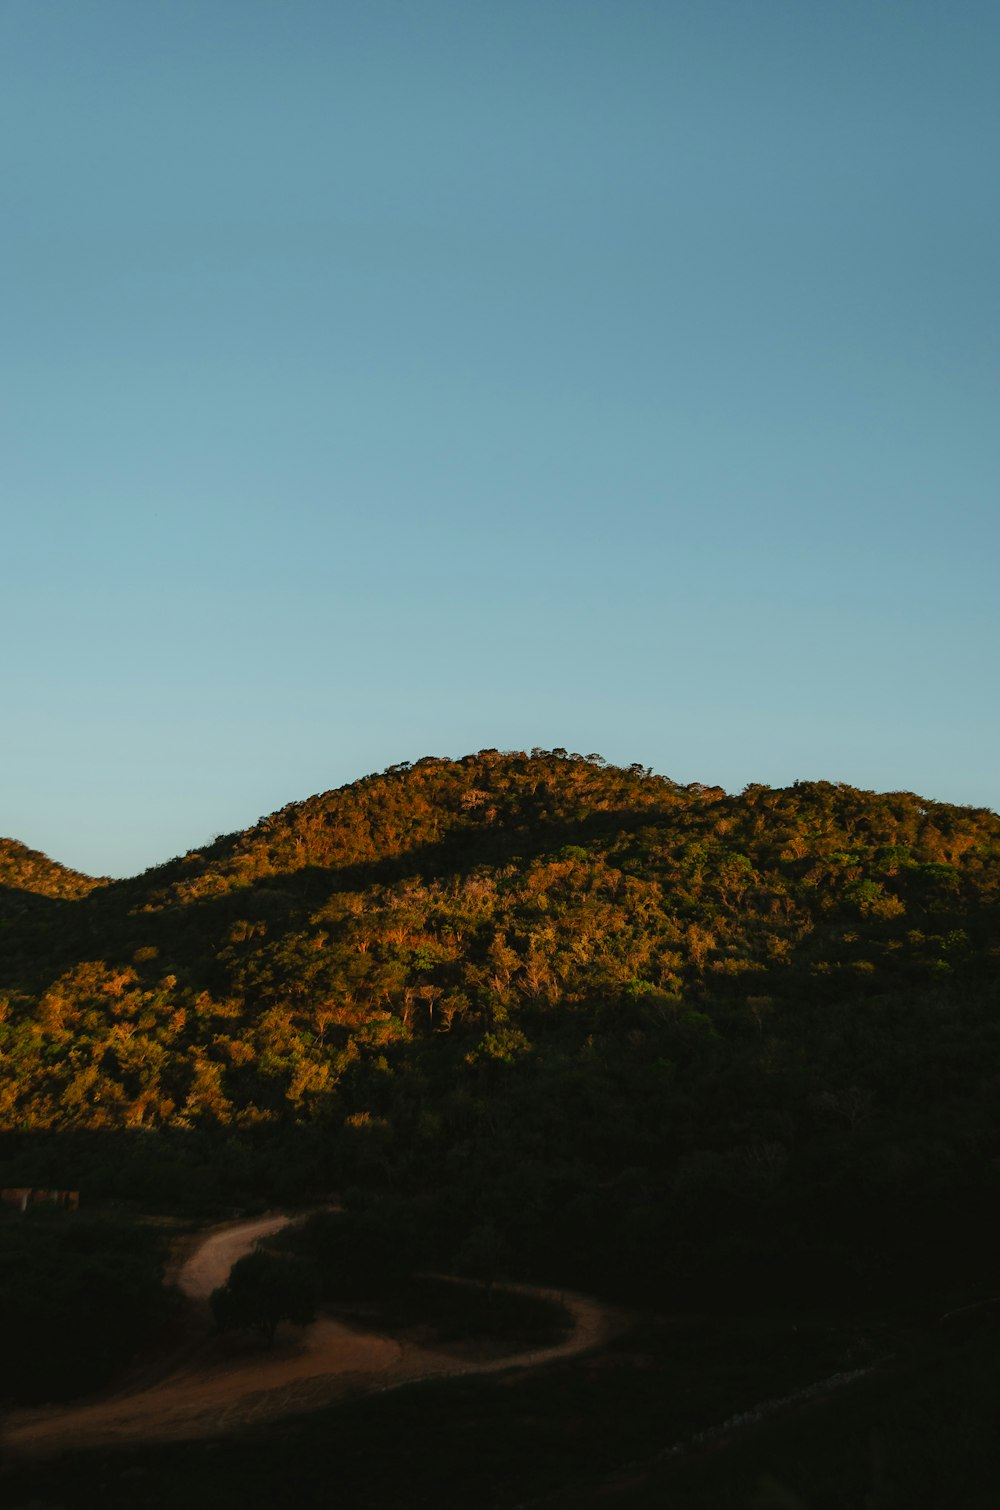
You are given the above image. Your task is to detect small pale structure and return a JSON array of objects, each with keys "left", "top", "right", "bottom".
[{"left": 1, "top": 1187, "right": 80, "bottom": 1212}]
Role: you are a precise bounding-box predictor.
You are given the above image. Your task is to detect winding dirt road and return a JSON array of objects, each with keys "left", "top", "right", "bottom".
[
  {"left": 4, "top": 1213, "right": 627, "bottom": 1460},
  {"left": 176, "top": 1213, "right": 294, "bottom": 1305}
]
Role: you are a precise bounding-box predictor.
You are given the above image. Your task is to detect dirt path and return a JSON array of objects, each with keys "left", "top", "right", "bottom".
[
  {"left": 3, "top": 1214, "right": 627, "bottom": 1460},
  {"left": 176, "top": 1213, "right": 294, "bottom": 1304}
]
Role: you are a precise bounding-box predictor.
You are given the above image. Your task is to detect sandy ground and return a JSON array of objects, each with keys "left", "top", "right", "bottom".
[{"left": 3, "top": 1214, "right": 627, "bottom": 1460}]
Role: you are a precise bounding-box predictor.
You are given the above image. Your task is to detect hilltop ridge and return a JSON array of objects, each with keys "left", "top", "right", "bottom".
[
  {"left": 0, "top": 837, "right": 104, "bottom": 919},
  {"left": 129, "top": 749, "right": 718, "bottom": 906}
]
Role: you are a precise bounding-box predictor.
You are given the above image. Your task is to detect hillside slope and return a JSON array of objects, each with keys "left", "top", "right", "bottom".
[
  {"left": 0, "top": 838, "right": 105, "bottom": 924},
  {"left": 2, "top": 750, "right": 999, "bottom": 1302}
]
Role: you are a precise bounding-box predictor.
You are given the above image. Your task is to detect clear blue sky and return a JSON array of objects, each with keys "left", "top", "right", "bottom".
[{"left": 2, "top": 0, "right": 997, "bottom": 878}]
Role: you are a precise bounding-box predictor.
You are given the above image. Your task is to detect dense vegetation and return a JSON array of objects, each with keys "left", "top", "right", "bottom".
[
  {"left": 0, "top": 755, "right": 996, "bottom": 1497},
  {"left": 2, "top": 749, "right": 999, "bottom": 1310}
]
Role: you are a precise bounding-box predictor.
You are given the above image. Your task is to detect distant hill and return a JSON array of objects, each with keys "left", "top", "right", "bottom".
[
  {"left": 2, "top": 750, "right": 999, "bottom": 1302},
  {"left": 0, "top": 838, "right": 104, "bottom": 917}
]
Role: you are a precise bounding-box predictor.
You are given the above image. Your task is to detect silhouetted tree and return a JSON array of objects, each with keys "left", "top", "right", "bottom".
[{"left": 210, "top": 1250, "right": 318, "bottom": 1345}]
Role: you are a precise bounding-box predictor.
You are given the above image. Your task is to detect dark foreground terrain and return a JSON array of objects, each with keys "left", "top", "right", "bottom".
[{"left": 5, "top": 1295, "right": 1000, "bottom": 1509}]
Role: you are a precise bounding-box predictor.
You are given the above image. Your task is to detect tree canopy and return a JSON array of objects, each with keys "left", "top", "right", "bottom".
[{"left": 210, "top": 1249, "right": 319, "bottom": 1345}]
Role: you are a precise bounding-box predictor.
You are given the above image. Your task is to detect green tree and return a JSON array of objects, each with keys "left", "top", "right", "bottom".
[
  {"left": 210, "top": 1250, "right": 319, "bottom": 1346},
  {"left": 454, "top": 1221, "right": 509, "bottom": 1299}
]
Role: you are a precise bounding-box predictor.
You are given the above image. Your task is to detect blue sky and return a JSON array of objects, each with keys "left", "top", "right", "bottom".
[{"left": 2, "top": 0, "right": 997, "bottom": 877}]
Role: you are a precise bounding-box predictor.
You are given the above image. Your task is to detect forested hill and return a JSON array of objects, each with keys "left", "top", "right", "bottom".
[
  {"left": 2, "top": 750, "right": 999, "bottom": 1302},
  {"left": 0, "top": 838, "right": 104, "bottom": 917},
  {"left": 1, "top": 748, "right": 998, "bottom": 1130}
]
